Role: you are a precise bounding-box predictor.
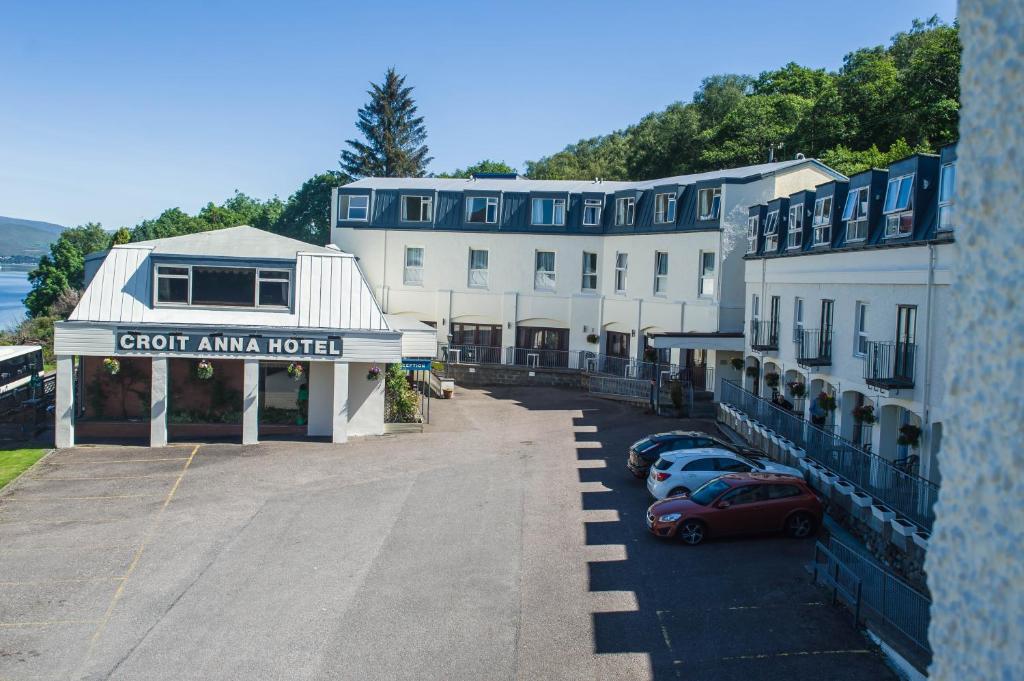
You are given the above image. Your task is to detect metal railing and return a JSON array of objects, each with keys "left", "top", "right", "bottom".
[
  {"left": 826, "top": 537, "right": 932, "bottom": 655},
  {"left": 588, "top": 375, "right": 651, "bottom": 402},
  {"left": 506, "top": 347, "right": 590, "bottom": 370},
  {"left": 443, "top": 344, "right": 503, "bottom": 365},
  {"left": 721, "top": 380, "right": 938, "bottom": 530},
  {"left": 796, "top": 328, "right": 832, "bottom": 367},
  {"left": 750, "top": 319, "right": 779, "bottom": 350},
  {"left": 864, "top": 341, "right": 916, "bottom": 389},
  {"left": 811, "top": 542, "right": 863, "bottom": 624}
]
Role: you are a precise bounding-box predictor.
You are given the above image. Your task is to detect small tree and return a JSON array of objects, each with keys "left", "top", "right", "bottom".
[{"left": 384, "top": 364, "right": 419, "bottom": 423}]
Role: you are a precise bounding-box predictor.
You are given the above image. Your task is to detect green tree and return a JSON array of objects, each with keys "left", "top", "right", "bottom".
[
  {"left": 24, "top": 223, "right": 109, "bottom": 317},
  {"left": 436, "top": 160, "right": 517, "bottom": 178},
  {"left": 525, "top": 133, "right": 631, "bottom": 180},
  {"left": 129, "top": 208, "right": 205, "bottom": 242},
  {"left": 273, "top": 171, "right": 350, "bottom": 245},
  {"left": 890, "top": 17, "right": 961, "bottom": 145},
  {"left": 626, "top": 103, "right": 702, "bottom": 178},
  {"left": 701, "top": 94, "right": 813, "bottom": 168},
  {"left": 110, "top": 227, "right": 131, "bottom": 247},
  {"left": 693, "top": 74, "right": 754, "bottom": 131},
  {"left": 340, "top": 68, "right": 431, "bottom": 178},
  {"left": 836, "top": 46, "right": 902, "bottom": 149},
  {"left": 819, "top": 138, "right": 931, "bottom": 176}
]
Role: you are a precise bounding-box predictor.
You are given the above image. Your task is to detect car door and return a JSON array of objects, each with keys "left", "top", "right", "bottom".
[
  {"left": 764, "top": 483, "right": 805, "bottom": 530},
  {"left": 712, "top": 484, "right": 772, "bottom": 535},
  {"left": 678, "top": 456, "right": 719, "bottom": 490}
]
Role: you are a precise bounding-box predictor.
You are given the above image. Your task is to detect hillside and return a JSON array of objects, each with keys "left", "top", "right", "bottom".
[{"left": 0, "top": 216, "right": 66, "bottom": 259}]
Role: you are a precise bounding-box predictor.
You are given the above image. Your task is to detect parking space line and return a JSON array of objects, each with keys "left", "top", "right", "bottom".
[
  {"left": 0, "top": 619, "right": 103, "bottom": 628},
  {"left": 23, "top": 474, "right": 180, "bottom": 481},
  {"left": 0, "top": 495, "right": 157, "bottom": 502},
  {"left": 43, "top": 457, "right": 189, "bottom": 465},
  {"left": 716, "top": 649, "right": 875, "bottom": 661},
  {"left": 1, "top": 544, "right": 133, "bottom": 553},
  {"left": 77, "top": 444, "right": 200, "bottom": 675},
  {"left": 0, "top": 577, "right": 126, "bottom": 586}
]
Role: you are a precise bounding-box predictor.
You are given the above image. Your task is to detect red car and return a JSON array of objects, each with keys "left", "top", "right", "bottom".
[{"left": 646, "top": 473, "right": 823, "bottom": 545}]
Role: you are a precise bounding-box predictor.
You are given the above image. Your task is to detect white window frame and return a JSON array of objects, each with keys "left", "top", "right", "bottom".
[
  {"left": 812, "top": 196, "right": 832, "bottom": 246},
  {"left": 793, "top": 297, "right": 804, "bottom": 337},
  {"left": 401, "top": 195, "right": 433, "bottom": 223},
  {"left": 746, "top": 215, "right": 759, "bottom": 253},
  {"left": 468, "top": 248, "right": 488, "bottom": 289},
  {"left": 854, "top": 301, "right": 869, "bottom": 357},
  {"left": 154, "top": 265, "right": 191, "bottom": 306},
  {"left": 697, "top": 187, "right": 722, "bottom": 221},
  {"left": 698, "top": 251, "right": 715, "bottom": 297},
  {"left": 843, "top": 187, "right": 869, "bottom": 242},
  {"left": 614, "top": 197, "right": 635, "bottom": 226},
  {"left": 787, "top": 203, "right": 804, "bottom": 249},
  {"left": 534, "top": 250, "right": 556, "bottom": 292},
  {"left": 653, "top": 193, "right": 677, "bottom": 224},
  {"left": 581, "top": 251, "right": 598, "bottom": 291},
  {"left": 466, "top": 196, "right": 499, "bottom": 224},
  {"left": 653, "top": 251, "right": 668, "bottom": 295},
  {"left": 938, "top": 162, "right": 956, "bottom": 232},
  {"left": 340, "top": 194, "right": 370, "bottom": 222},
  {"left": 751, "top": 294, "right": 761, "bottom": 322},
  {"left": 614, "top": 252, "right": 628, "bottom": 293},
  {"left": 530, "top": 197, "right": 566, "bottom": 226},
  {"left": 404, "top": 246, "right": 424, "bottom": 286},
  {"left": 153, "top": 263, "right": 293, "bottom": 310},
  {"left": 582, "top": 198, "right": 603, "bottom": 226},
  {"left": 763, "top": 210, "right": 780, "bottom": 252},
  {"left": 256, "top": 268, "right": 292, "bottom": 309},
  {"left": 883, "top": 173, "right": 915, "bottom": 238}
]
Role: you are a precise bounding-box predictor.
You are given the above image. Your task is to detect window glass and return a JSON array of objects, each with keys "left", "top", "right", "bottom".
[
  {"left": 191, "top": 267, "right": 256, "bottom": 307},
  {"left": 583, "top": 199, "right": 603, "bottom": 226},
  {"left": 258, "top": 270, "right": 290, "bottom": 307},
  {"left": 722, "top": 485, "right": 767, "bottom": 505},
  {"left": 654, "top": 251, "right": 668, "bottom": 294},
  {"left": 468, "top": 249, "right": 488, "bottom": 288},
  {"left": 768, "top": 484, "right": 802, "bottom": 499},
  {"left": 698, "top": 188, "right": 722, "bottom": 220},
  {"left": 788, "top": 204, "right": 804, "bottom": 249},
  {"left": 682, "top": 457, "right": 717, "bottom": 472},
  {"left": 615, "top": 253, "right": 628, "bottom": 292},
  {"left": 467, "top": 196, "right": 498, "bottom": 223},
  {"left": 699, "top": 252, "right": 715, "bottom": 296},
  {"left": 615, "top": 197, "right": 635, "bottom": 226},
  {"left": 689, "top": 479, "right": 731, "bottom": 505},
  {"left": 343, "top": 195, "right": 369, "bottom": 221},
  {"left": 855, "top": 301, "right": 869, "bottom": 356},
  {"left": 535, "top": 251, "right": 556, "bottom": 291},
  {"left": 746, "top": 216, "right": 759, "bottom": 253},
  {"left": 404, "top": 247, "right": 424, "bottom": 285},
  {"left": 884, "top": 175, "right": 914, "bottom": 213},
  {"left": 531, "top": 198, "right": 566, "bottom": 226},
  {"left": 654, "top": 457, "right": 674, "bottom": 471},
  {"left": 402, "top": 195, "right": 432, "bottom": 222},
  {"left": 716, "top": 457, "right": 752, "bottom": 473},
  {"left": 841, "top": 190, "right": 859, "bottom": 221},
  {"left": 156, "top": 266, "right": 189, "bottom": 304},
  {"left": 581, "top": 252, "right": 598, "bottom": 290},
  {"left": 654, "top": 193, "right": 677, "bottom": 223},
  {"left": 939, "top": 163, "right": 956, "bottom": 203}
]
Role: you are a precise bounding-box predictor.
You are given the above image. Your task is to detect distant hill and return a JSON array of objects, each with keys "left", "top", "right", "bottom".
[{"left": 0, "top": 216, "right": 66, "bottom": 259}]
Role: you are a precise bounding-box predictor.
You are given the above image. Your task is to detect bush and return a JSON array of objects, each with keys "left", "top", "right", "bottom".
[{"left": 384, "top": 364, "right": 419, "bottom": 423}]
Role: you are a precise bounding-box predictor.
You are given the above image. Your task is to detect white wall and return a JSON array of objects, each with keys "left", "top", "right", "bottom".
[
  {"left": 347, "top": 362, "right": 384, "bottom": 437},
  {"left": 306, "top": 361, "right": 335, "bottom": 438}
]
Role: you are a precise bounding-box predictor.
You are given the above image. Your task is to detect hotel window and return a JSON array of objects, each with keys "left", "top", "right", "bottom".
[
  {"left": 401, "top": 195, "right": 433, "bottom": 222},
  {"left": 653, "top": 193, "right": 676, "bottom": 224},
  {"left": 854, "top": 301, "right": 869, "bottom": 357},
  {"left": 466, "top": 196, "right": 498, "bottom": 224},
  {"left": 614, "top": 253, "right": 628, "bottom": 293},
  {"left": 535, "top": 251, "right": 556, "bottom": 291},
  {"left": 751, "top": 294, "right": 760, "bottom": 322},
  {"left": 697, "top": 187, "right": 722, "bottom": 221},
  {"left": 698, "top": 252, "right": 715, "bottom": 297},
  {"left": 615, "top": 197, "right": 635, "bottom": 226},
  {"left": 531, "top": 197, "right": 566, "bottom": 226},
  {"left": 191, "top": 266, "right": 257, "bottom": 307},
  {"left": 938, "top": 162, "right": 956, "bottom": 232},
  {"left": 257, "top": 270, "right": 290, "bottom": 307},
  {"left": 583, "top": 198, "right": 603, "bottom": 226},
  {"left": 793, "top": 297, "right": 804, "bottom": 338},
  {"left": 468, "top": 249, "right": 488, "bottom": 288},
  {"left": 842, "top": 187, "right": 870, "bottom": 242},
  {"left": 654, "top": 251, "right": 668, "bottom": 295},
  {"left": 155, "top": 266, "right": 189, "bottom": 304},
  {"left": 883, "top": 174, "right": 915, "bottom": 238},
  {"left": 763, "top": 210, "right": 780, "bottom": 251},
  {"left": 339, "top": 194, "right": 369, "bottom": 221},
  {"left": 581, "top": 251, "right": 598, "bottom": 291},
  {"left": 746, "top": 215, "right": 759, "bottom": 253},
  {"left": 812, "top": 196, "right": 832, "bottom": 246},
  {"left": 404, "top": 247, "right": 424, "bottom": 286},
  {"left": 787, "top": 203, "right": 804, "bottom": 249}
]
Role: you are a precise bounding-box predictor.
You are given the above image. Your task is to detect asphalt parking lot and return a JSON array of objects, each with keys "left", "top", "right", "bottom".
[{"left": 0, "top": 386, "right": 896, "bottom": 680}]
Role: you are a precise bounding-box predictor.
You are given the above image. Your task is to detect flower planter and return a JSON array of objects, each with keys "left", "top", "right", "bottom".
[
  {"left": 889, "top": 517, "right": 917, "bottom": 550},
  {"left": 869, "top": 504, "right": 896, "bottom": 533},
  {"left": 912, "top": 531, "right": 930, "bottom": 551},
  {"left": 832, "top": 479, "right": 855, "bottom": 511},
  {"left": 797, "top": 458, "right": 813, "bottom": 479},
  {"left": 850, "top": 491, "right": 873, "bottom": 522},
  {"left": 818, "top": 470, "right": 839, "bottom": 497},
  {"left": 440, "top": 378, "right": 455, "bottom": 399}
]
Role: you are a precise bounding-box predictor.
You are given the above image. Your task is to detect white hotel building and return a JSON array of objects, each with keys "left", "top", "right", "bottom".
[{"left": 331, "top": 159, "right": 842, "bottom": 389}]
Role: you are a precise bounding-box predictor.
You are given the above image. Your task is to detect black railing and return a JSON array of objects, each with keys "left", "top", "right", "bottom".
[
  {"left": 444, "top": 344, "right": 504, "bottom": 365},
  {"left": 722, "top": 380, "right": 938, "bottom": 530},
  {"left": 864, "top": 341, "right": 916, "bottom": 389},
  {"left": 506, "top": 347, "right": 590, "bottom": 370},
  {"left": 796, "top": 328, "right": 832, "bottom": 367},
  {"left": 750, "top": 319, "right": 779, "bottom": 350}
]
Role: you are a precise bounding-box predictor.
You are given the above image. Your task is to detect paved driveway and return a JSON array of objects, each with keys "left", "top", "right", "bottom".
[{"left": 0, "top": 386, "right": 896, "bottom": 680}]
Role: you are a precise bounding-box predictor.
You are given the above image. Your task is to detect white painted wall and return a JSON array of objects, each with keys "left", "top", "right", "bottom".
[
  {"left": 347, "top": 362, "right": 385, "bottom": 437},
  {"left": 306, "top": 361, "right": 335, "bottom": 438}
]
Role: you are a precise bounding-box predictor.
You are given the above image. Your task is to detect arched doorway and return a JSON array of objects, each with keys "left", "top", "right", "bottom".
[
  {"left": 879, "top": 404, "right": 923, "bottom": 468},
  {"left": 808, "top": 378, "right": 838, "bottom": 432},
  {"left": 841, "top": 390, "right": 875, "bottom": 450},
  {"left": 743, "top": 356, "right": 760, "bottom": 394}
]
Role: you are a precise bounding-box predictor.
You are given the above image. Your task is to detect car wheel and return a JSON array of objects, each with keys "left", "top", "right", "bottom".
[
  {"left": 678, "top": 519, "right": 706, "bottom": 545},
  {"left": 785, "top": 512, "right": 815, "bottom": 538},
  {"left": 667, "top": 487, "right": 690, "bottom": 497}
]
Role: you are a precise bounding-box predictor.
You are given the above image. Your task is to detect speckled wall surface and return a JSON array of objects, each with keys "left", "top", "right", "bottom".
[{"left": 926, "top": 2, "right": 1024, "bottom": 678}]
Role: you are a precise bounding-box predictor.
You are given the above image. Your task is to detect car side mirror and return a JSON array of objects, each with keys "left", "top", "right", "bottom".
[{"left": 716, "top": 501, "right": 732, "bottom": 509}]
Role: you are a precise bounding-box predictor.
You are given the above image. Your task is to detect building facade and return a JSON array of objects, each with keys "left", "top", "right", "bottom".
[
  {"left": 742, "top": 144, "right": 958, "bottom": 484},
  {"left": 331, "top": 159, "right": 842, "bottom": 388}
]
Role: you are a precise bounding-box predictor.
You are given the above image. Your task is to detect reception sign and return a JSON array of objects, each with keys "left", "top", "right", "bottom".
[{"left": 116, "top": 330, "right": 343, "bottom": 357}]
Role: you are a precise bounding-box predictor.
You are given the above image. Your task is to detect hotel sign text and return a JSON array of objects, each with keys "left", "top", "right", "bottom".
[{"left": 116, "top": 331, "right": 343, "bottom": 357}]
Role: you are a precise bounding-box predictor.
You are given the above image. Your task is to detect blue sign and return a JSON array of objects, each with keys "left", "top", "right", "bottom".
[{"left": 401, "top": 358, "right": 433, "bottom": 371}]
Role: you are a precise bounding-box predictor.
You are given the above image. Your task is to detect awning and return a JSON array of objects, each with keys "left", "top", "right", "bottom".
[{"left": 648, "top": 332, "right": 745, "bottom": 352}]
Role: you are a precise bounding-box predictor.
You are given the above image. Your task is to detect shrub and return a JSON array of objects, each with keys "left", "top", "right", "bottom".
[
  {"left": 730, "top": 358, "right": 745, "bottom": 371},
  {"left": 852, "top": 404, "right": 876, "bottom": 424},
  {"left": 764, "top": 371, "right": 780, "bottom": 388},
  {"left": 787, "top": 380, "right": 806, "bottom": 397},
  {"left": 384, "top": 364, "right": 419, "bottom": 423},
  {"left": 898, "top": 424, "right": 922, "bottom": 447}
]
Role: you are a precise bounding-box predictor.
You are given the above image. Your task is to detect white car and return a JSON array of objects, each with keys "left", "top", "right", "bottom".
[{"left": 646, "top": 447, "right": 804, "bottom": 500}]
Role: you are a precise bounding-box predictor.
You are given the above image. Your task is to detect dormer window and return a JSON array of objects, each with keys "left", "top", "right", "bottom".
[
  {"left": 698, "top": 188, "right": 721, "bottom": 221},
  {"left": 842, "top": 187, "right": 870, "bottom": 242},
  {"left": 938, "top": 162, "right": 956, "bottom": 233},
  {"left": 466, "top": 196, "right": 498, "bottom": 224},
  {"left": 339, "top": 194, "right": 370, "bottom": 222},
  {"left": 154, "top": 264, "right": 291, "bottom": 309},
  {"left": 763, "top": 210, "right": 780, "bottom": 252},
  {"left": 583, "top": 199, "right": 603, "bottom": 226},
  {"left": 531, "top": 198, "right": 566, "bottom": 226},
  {"left": 615, "top": 197, "right": 635, "bottom": 226},
  {"left": 812, "top": 196, "right": 832, "bottom": 246},
  {"left": 883, "top": 174, "right": 915, "bottom": 238},
  {"left": 787, "top": 203, "right": 804, "bottom": 249},
  {"left": 653, "top": 193, "right": 676, "bottom": 224},
  {"left": 746, "top": 216, "right": 759, "bottom": 253},
  {"left": 401, "top": 195, "right": 433, "bottom": 222}
]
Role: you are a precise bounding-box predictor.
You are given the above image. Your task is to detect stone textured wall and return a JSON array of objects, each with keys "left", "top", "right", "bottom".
[
  {"left": 447, "top": 364, "right": 584, "bottom": 390},
  {"left": 926, "top": 3, "right": 1024, "bottom": 678}
]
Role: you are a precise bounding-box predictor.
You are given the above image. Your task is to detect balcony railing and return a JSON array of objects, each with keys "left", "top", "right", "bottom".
[
  {"left": 796, "top": 328, "right": 832, "bottom": 367},
  {"left": 750, "top": 319, "right": 779, "bottom": 351},
  {"left": 442, "top": 344, "right": 504, "bottom": 365},
  {"left": 722, "top": 380, "right": 937, "bottom": 530},
  {"left": 506, "top": 347, "right": 590, "bottom": 370},
  {"left": 864, "top": 341, "right": 916, "bottom": 390}
]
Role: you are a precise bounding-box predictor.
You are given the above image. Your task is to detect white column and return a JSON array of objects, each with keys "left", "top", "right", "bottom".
[
  {"left": 331, "top": 362, "right": 349, "bottom": 444},
  {"left": 55, "top": 354, "right": 75, "bottom": 448},
  {"left": 150, "top": 357, "right": 168, "bottom": 448},
  {"left": 242, "top": 359, "right": 259, "bottom": 445}
]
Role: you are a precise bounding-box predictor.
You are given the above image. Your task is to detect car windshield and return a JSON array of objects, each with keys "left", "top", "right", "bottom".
[
  {"left": 689, "top": 479, "right": 732, "bottom": 505},
  {"left": 737, "top": 454, "right": 765, "bottom": 470},
  {"left": 653, "top": 458, "right": 673, "bottom": 471},
  {"left": 634, "top": 439, "right": 657, "bottom": 452}
]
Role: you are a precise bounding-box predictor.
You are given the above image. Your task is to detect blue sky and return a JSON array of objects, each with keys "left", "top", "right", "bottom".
[{"left": 0, "top": 0, "right": 956, "bottom": 229}]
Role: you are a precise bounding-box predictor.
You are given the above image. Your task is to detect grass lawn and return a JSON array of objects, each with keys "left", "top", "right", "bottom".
[{"left": 0, "top": 444, "right": 48, "bottom": 489}]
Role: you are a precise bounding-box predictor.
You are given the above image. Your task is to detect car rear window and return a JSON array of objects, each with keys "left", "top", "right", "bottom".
[
  {"left": 653, "top": 458, "right": 673, "bottom": 471},
  {"left": 634, "top": 439, "right": 657, "bottom": 452}
]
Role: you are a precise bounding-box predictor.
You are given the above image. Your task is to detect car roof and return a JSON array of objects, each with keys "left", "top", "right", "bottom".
[
  {"left": 717, "top": 472, "right": 805, "bottom": 484},
  {"left": 661, "top": 447, "right": 738, "bottom": 461},
  {"left": 650, "top": 430, "right": 712, "bottom": 440}
]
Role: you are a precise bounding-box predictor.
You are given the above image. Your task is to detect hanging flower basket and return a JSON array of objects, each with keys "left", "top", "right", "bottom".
[
  {"left": 643, "top": 348, "right": 659, "bottom": 363},
  {"left": 586, "top": 333, "right": 599, "bottom": 345},
  {"left": 195, "top": 360, "right": 214, "bottom": 381},
  {"left": 730, "top": 358, "right": 745, "bottom": 371},
  {"left": 367, "top": 365, "right": 381, "bottom": 381},
  {"left": 852, "top": 403, "right": 877, "bottom": 424},
  {"left": 898, "top": 424, "right": 922, "bottom": 448},
  {"left": 816, "top": 392, "right": 837, "bottom": 412},
  {"left": 102, "top": 357, "right": 121, "bottom": 376},
  {"left": 764, "top": 371, "right": 780, "bottom": 388},
  {"left": 745, "top": 366, "right": 758, "bottom": 378},
  {"left": 787, "top": 380, "right": 806, "bottom": 397},
  {"left": 287, "top": 363, "right": 305, "bottom": 382}
]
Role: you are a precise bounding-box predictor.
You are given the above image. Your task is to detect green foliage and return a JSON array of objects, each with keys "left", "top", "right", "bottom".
[
  {"left": 110, "top": 227, "right": 131, "bottom": 247},
  {"left": 273, "top": 171, "right": 351, "bottom": 245},
  {"left": 384, "top": 364, "right": 419, "bottom": 423},
  {"left": 436, "top": 159, "right": 517, "bottom": 178},
  {"left": 24, "top": 223, "right": 109, "bottom": 317},
  {"left": 819, "top": 138, "right": 932, "bottom": 176},
  {"left": 340, "top": 68, "right": 431, "bottom": 178}
]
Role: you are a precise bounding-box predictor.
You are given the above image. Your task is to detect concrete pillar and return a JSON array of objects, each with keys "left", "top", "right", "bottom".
[
  {"left": 150, "top": 357, "right": 168, "bottom": 448},
  {"left": 242, "top": 359, "right": 259, "bottom": 445},
  {"left": 55, "top": 354, "right": 74, "bottom": 448},
  {"left": 331, "top": 363, "right": 349, "bottom": 444}
]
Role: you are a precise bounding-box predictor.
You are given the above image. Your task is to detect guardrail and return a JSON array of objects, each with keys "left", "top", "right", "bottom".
[
  {"left": 810, "top": 541, "right": 863, "bottom": 624},
  {"left": 587, "top": 375, "right": 651, "bottom": 403},
  {"left": 443, "top": 344, "right": 504, "bottom": 365},
  {"left": 722, "top": 380, "right": 938, "bottom": 530}
]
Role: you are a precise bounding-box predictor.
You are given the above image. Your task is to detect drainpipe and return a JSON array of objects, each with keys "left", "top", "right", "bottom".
[
  {"left": 759, "top": 255, "right": 767, "bottom": 394},
  {"left": 921, "top": 243, "right": 938, "bottom": 477},
  {"left": 381, "top": 228, "right": 389, "bottom": 312}
]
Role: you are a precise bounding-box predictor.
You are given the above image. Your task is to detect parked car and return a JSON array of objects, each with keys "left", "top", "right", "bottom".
[
  {"left": 645, "top": 447, "right": 804, "bottom": 500},
  {"left": 626, "top": 430, "right": 763, "bottom": 478},
  {"left": 646, "top": 473, "right": 823, "bottom": 545}
]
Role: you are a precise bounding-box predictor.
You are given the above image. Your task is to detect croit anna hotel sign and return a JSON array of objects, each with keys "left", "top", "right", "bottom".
[{"left": 115, "top": 330, "right": 343, "bottom": 357}]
